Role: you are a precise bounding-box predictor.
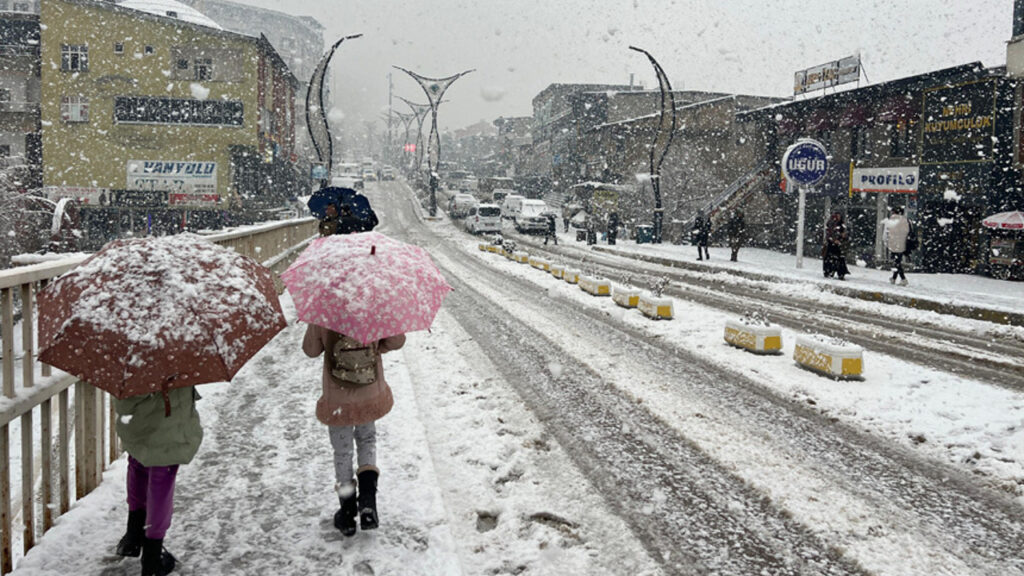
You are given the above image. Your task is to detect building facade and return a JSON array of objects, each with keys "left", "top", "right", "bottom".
[
  {"left": 40, "top": 0, "right": 299, "bottom": 246},
  {"left": 0, "top": 2, "right": 41, "bottom": 183}
]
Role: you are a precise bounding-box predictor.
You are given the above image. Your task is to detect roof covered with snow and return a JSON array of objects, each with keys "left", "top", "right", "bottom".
[{"left": 116, "top": 0, "right": 222, "bottom": 30}]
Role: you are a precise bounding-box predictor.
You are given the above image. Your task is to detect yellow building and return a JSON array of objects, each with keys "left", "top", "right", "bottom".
[{"left": 39, "top": 0, "right": 299, "bottom": 242}]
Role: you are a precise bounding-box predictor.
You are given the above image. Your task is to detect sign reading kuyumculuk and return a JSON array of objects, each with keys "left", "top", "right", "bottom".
[
  {"left": 850, "top": 166, "right": 919, "bottom": 194},
  {"left": 794, "top": 55, "right": 861, "bottom": 95},
  {"left": 921, "top": 79, "right": 997, "bottom": 165},
  {"left": 782, "top": 139, "right": 829, "bottom": 187},
  {"left": 127, "top": 161, "right": 220, "bottom": 207}
]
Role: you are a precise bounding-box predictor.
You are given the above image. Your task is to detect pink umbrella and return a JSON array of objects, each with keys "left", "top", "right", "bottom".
[
  {"left": 982, "top": 210, "right": 1024, "bottom": 230},
  {"left": 281, "top": 231, "right": 451, "bottom": 344}
]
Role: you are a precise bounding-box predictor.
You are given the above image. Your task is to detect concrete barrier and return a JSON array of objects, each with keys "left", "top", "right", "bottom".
[
  {"left": 563, "top": 268, "right": 580, "bottom": 284},
  {"left": 793, "top": 335, "right": 864, "bottom": 379},
  {"left": 550, "top": 264, "right": 565, "bottom": 279},
  {"left": 638, "top": 294, "right": 673, "bottom": 319},
  {"left": 579, "top": 275, "right": 611, "bottom": 296},
  {"left": 529, "top": 256, "right": 551, "bottom": 272},
  {"left": 724, "top": 319, "right": 782, "bottom": 354},
  {"left": 478, "top": 242, "right": 488, "bottom": 251},
  {"left": 612, "top": 286, "right": 640, "bottom": 308},
  {"left": 513, "top": 251, "right": 529, "bottom": 264}
]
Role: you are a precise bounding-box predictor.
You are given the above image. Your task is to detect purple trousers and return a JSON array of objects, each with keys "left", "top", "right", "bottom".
[{"left": 126, "top": 456, "right": 179, "bottom": 540}]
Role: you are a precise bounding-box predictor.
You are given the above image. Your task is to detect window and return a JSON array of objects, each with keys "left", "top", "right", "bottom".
[
  {"left": 889, "top": 119, "right": 916, "bottom": 158},
  {"left": 12, "top": 1, "right": 29, "bottom": 11},
  {"left": 114, "top": 96, "right": 243, "bottom": 126},
  {"left": 0, "top": 145, "right": 9, "bottom": 158},
  {"left": 144, "top": 45, "right": 154, "bottom": 55},
  {"left": 60, "top": 44, "right": 88, "bottom": 72},
  {"left": 850, "top": 127, "right": 869, "bottom": 159},
  {"left": 114, "top": 42, "right": 124, "bottom": 54},
  {"left": 60, "top": 95, "right": 89, "bottom": 123},
  {"left": 0, "top": 88, "right": 10, "bottom": 103},
  {"left": 193, "top": 58, "right": 212, "bottom": 81},
  {"left": 0, "top": 2, "right": 9, "bottom": 11}
]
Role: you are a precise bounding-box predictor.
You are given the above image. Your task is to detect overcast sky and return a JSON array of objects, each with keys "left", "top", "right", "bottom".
[{"left": 235, "top": 0, "right": 1012, "bottom": 131}]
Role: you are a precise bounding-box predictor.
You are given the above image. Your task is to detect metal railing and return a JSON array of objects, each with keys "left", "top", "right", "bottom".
[{"left": 0, "top": 217, "right": 316, "bottom": 573}]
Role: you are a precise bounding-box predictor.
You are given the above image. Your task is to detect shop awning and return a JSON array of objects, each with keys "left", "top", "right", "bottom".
[
  {"left": 876, "top": 95, "right": 918, "bottom": 123},
  {"left": 804, "top": 108, "right": 835, "bottom": 132},
  {"left": 838, "top": 104, "right": 869, "bottom": 128},
  {"left": 776, "top": 114, "right": 801, "bottom": 135}
]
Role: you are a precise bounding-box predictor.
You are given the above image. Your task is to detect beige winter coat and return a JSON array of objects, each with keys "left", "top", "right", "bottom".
[
  {"left": 302, "top": 324, "right": 405, "bottom": 427},
  {"left": 886, "top": 215, "right": 910, "bottom": 254}
]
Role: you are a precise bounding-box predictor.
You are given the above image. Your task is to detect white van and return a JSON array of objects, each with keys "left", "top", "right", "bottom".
[
  {"left": 492, "top": 188, "right": 515, "bottom": 205},
  {"left": 514, "top": 199, "right": 550, "bottom": 233},
  {"left": 501, "top": 194, "right": 525, "bottom": 220},
  {"left": 465, "top": 203, "right": 502, "bottom": 234},
  {"left": 449, "top": 193, "right": 478, "bottom": 219}
]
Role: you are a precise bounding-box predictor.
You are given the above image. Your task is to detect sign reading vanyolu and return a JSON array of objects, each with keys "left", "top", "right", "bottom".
[
  {"left": 850, "top": 166, "right": 919, "bottom": 194},
  {"left": 127, "top": 161, "right": 219, "bottom": 206},
  {"left": 921, "top": 79, "right": 997, "bottom": 165}
]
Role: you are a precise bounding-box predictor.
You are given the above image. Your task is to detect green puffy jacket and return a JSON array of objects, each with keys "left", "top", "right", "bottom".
[{"left": 114, "top": 387, "right": 203, "bottom": 468}]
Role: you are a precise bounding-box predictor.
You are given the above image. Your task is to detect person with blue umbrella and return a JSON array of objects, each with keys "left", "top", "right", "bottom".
[{"left": 309, "top": 187, "right": 379, "bottom": 236}]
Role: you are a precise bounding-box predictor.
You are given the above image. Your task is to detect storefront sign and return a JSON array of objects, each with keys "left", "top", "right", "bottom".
[
  {"left": 794, "top": 55, "right": 861, "bottom": 95},
  {"left": 850, "top": 166, "right": 919, "bottom": 194},
  {"left": 127, "top": 160, "right": 218, "bottom": 197},
  {"left": 168, "top": 193, "right": 221, "bottom": 207},
  {"left": 921, "top": 79, "right": 997, "bottom": 165},
  {"left": 782, "top": 139, "right": 828, "bottom": 187}
]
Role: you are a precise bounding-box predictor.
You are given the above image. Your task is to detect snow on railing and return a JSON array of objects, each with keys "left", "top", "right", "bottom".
[{"left": 0, "top": 217, "right": 316, "bottom": 573}]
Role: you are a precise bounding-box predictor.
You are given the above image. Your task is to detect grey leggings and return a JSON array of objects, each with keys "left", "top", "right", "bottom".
[{"left": 328, "top": 422, "right": 377, "bottom": 484}]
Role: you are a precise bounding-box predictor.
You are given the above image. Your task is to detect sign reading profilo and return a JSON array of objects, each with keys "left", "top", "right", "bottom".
[{"left": 921, "top": 78, "right": 998, "bottom": 165}]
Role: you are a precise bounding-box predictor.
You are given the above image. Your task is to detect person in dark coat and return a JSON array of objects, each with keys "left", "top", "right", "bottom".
[
  {"left": 337, "top": 203, "right": 378, "bottom": 235},
  {"left": 585, "top": 213, "right": 597, "bottom": 245},
  {"left": 607, "top": 212, "right": 619, "bottom": 245},
  {"left": 544, "top": 213, "right": 558, "bottom": 245},
  {"left": 692, "top": 211, "right": 711, "bottom": 260},
  {"left": 822, "top": 211, "right": 850, "bottom": 280},
  {"left": 319, "top": 203, "right": 340, "bottom": 236},
  {"left": 726, "top": 209, "right": 746, "bottom": 262}
]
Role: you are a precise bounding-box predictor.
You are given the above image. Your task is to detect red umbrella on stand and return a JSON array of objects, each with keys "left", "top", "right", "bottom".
[
  {"left": 982, "top": 211, "right": 1024, "bottom": 230},
  {"left": 38, "top": 234, "right": 286, "bottom": 401}
]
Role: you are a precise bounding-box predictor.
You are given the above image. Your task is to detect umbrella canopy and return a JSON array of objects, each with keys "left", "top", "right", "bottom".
[
  {"left": 38, "top": 234, "right": 286, "bottom": 399},
  {"left": 308, "top": 186, "right": 377, "bottom": 226},
  {"left": 982, "top": 210, "right": 1024, "bottom": 230},
  {"left": 281, "top": 231, "right": 451, "bottom": 345}
]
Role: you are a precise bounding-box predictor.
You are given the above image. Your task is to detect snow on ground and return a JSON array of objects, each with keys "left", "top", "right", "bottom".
[
  {"left": 11, "top": 293, "right": 660, "bottom": 575},
  {"left": 456, "top": 227, "right": 1024, "bottom": 504}
]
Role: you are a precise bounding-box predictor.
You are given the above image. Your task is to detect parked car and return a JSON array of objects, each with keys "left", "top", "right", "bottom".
[
  {"left": 514, "top": 199, "right": 550, "bottom": 233},
  {"left": 501, "top": 194, "right": 526, "bottom": 220},
  {"left": 331, "top": 175, "right": 364, "bottom": 190},
  {"left": 449, "top": 193, "right": 478, "bottom": 219},
  {"left": 465, "top": 203, "right": 502, "bottom": 234},
  {"left": 381, "top": 166, "right": 396, "bottom": 180}
]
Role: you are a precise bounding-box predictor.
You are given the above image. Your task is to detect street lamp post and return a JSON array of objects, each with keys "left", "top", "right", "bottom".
[
  {"left": 391, "top": 111, "right": 415, "bottom": 170},
  {"left": 306, "top": 34, "right": 362, "bottom": 186},
  {"left": 393, "top": 66, "right": 474, "bottom": 217},
  {"left": 629, "top": 45, "right": 677, "bottom": 244},
  {"left": 398, "top": 96, "right": 431, "bottom": 174}
]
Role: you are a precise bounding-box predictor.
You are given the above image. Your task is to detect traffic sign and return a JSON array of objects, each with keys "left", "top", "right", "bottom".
[{"left": 782, "top": 139, "right": 828, "bottom": 187}]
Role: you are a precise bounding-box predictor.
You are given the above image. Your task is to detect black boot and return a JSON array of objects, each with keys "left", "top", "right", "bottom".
[
  {"left": 140, "top": 537, "right": 176, "bottom": 576},
  {"left": 334, "top": 489, "right": 358, "bottom": 537},
  {"left": 116, "top": 509, "right": 146, "bottom": 557},
  {"left": 357, "top": 468, "right": 379, "bottom": 530}
]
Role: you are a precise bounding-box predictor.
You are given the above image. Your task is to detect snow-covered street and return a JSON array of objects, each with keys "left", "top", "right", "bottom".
[{"left": 11, "top": 180, "right": 1024, "bottom": 575}]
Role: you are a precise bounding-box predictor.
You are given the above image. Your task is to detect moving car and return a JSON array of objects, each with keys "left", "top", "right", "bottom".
[
  {"left": 492, "top": 188, "right": 515, "bottom": 205},
  {"left": 514, "top": 199, "right": 550, "bottom": 233},
  {"left": 449, "top": 193, "right": 478, "bottom": 219},
  {"left": 465, "top": 203, "right": 502, "bottom": 234}
]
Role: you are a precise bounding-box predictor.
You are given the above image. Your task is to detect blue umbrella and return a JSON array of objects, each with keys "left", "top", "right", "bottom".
[{"left": 308, "top": 186, "right": 378, "bottom": 232}]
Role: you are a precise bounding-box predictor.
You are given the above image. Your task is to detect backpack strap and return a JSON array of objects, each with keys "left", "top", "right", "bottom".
[{"left": 324, "top": 330, "right": 378, "bottom": 388}]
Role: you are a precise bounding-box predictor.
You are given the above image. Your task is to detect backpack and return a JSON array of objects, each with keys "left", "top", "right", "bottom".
[
  {"left": 324, "top": 331, "right": 378, "bottom": 388},
  {"left": 905, "top": 220, "right": 918, "bottom": 253}
]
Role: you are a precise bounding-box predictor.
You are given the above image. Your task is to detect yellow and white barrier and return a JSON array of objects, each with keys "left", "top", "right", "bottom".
[
  {"left": 724, "top": 319, "right": 782, "bottom": 354},
  {"left": 478, "top": 242, "right": 488, "bottom": 251},
  {"left": 563, "top": 268, "right": 580, "bottom": 284},
  {"left": 486, "top": 244, "right": 501, "bottom": 254},
  {"left": 513, "top": 251, "right": 529, "bottom": 264},
  {"left": 550, "top": 264, "right": 565, "bottom": 279},
  {"left": 793, "top": 335, "right": 863, "bottom": 379},
  {"left": 638, "top": 294, "right": 673, "bottom": 320},
  {"left": 579, "top": 275, "right": 611, "bottom": 296},
  {"left": 529, "top": 256, "right": 551, "bottom": 271},
  {"left": 612, "top": 286, "right": 640, "bottom": 308}
]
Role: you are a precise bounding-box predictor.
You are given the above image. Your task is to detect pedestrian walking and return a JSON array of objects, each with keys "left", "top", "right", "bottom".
[
  {"left": 586, "top": 213, "right": 597, "bottom": 245},
  {"left": 561, "top": 204, "right": 572, "bottom": 233},
  {"left": 319, "top": 203, "right": 340, "bottom": 236},
  {"left": 607, "top": 212, "right": 620, "bottom": 245},
  {"left": 303, "top": 325, "right": 406, "bottom": 537},
  {"left": 726, "top": 209, "right": 746, "bottom": 262},
  {"left": 822, "top": 211, "right": 850, "bottom": 280},
  {"left": 114, "top": 388, "right": 203, "bottom": 576},
  {"left": 885, "top": 206, "right": 912, "bottom": 286},
  {"left": 544, "top": 212, "right": 558, "bottom": 245},
  {"left": 692, "top": 210, "right": 711, "bottom": 260}
]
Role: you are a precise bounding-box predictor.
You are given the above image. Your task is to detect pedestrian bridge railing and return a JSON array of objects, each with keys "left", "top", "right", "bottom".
[{"left": 0, "top": 218, "right": 317, "bottom": 574}]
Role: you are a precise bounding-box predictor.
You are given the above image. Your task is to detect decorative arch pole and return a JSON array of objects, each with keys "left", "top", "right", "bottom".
[
  {"left": 397, "top": 96, "right": 431, "bottom": 172},
  {"left": 391, "top": 111, "right": 415, "bottom": 169},
  {"left": 393, "top": 66, "right": 474, "bottom": 217},
  {"left": 306, "top": 34, "right": 362, "bottom": 187},
  {"left": 629, "top": 45, "right": 677, "bottom": 243}
]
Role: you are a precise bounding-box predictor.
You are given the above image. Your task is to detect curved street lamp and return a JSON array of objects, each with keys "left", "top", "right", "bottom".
[
  {"left": 393, "top": 66, "right": 474, "bottom": 217},
  {"left": 397, "top": 96, "right": 431, "bottom": 173},
  {"left": 629, "top": 45, "right": 677, "bottom": 244},
  {"left": 391, "top": 111, "right": 415, "bottom": 169},
  {"left": 306, "top": 34, "right": 362, "bottom": 186}
]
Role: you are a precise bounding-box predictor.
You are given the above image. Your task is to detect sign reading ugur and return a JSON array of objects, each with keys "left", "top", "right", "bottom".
[{"left": 782, "top": 139, "right": 829, "bottom": 187}]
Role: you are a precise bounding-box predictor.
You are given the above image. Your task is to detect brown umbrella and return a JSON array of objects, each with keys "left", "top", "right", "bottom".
[{"left": 38, "top": 234, "right": 286, "bottom": 402}]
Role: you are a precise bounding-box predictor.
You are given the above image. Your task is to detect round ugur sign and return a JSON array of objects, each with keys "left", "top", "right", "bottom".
[{"left": 782, "top": 139, "right": 828, "bottom": 187}]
